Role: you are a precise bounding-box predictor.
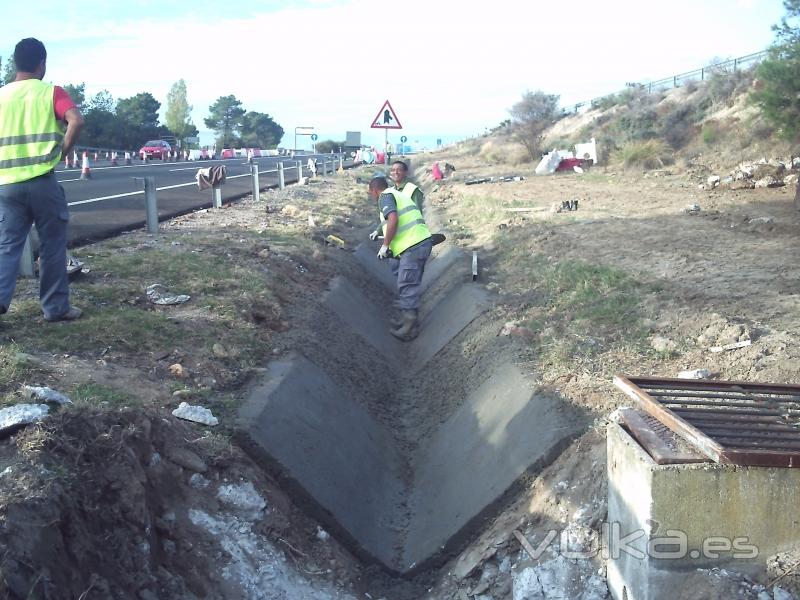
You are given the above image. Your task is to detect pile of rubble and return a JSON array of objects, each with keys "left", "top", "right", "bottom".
[{"left": 703, "top": 157, "right": 800, "bottom": 190}]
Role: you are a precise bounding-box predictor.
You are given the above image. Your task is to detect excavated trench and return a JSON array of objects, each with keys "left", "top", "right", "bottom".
[{"left": 236, "top": 213, "right": 590, "bottom": 576}]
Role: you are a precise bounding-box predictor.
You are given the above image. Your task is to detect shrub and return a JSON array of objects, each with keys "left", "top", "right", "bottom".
[
  {"left": 594, "top": 94, "right": 620, "bottom": 111},
  {"left": 617, "top": 107, "right": 659, "bottom": 141},
  {"left": 701, "top": 122, "right": 720, "bottom": 145},
  {"left": 614, "top": 139, "right": 673, "bottom": 170},
  {"left": 662, "top": 104, "right": 697, "bottom": 149}
]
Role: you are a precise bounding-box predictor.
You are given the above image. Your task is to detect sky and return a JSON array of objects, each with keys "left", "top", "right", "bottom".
[{"left": 2, "top": 0, "right": 788, "bottom": 150}]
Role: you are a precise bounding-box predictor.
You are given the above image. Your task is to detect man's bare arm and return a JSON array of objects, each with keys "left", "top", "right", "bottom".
[{"left": 62, "top": 107, "right": 84, "bottom": 158}]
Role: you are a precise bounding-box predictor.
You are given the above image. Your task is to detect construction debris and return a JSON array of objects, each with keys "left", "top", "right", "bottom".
[
  {"left": 0, "top": 404, "right": 48, "bottom": 436},
  {"left": 23, "top": 385, "right": 72, "bottom": 405},
  {"left": 709, "top": 339, "right": 752, "bottom": 353},
  {"left": 172, "top": 402, "right": 219, "bottom": 426},
  {"left": 146, "top": 283, "right": 190, "bottom": 305}
]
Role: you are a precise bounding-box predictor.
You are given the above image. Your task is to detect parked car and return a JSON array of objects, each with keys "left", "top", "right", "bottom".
[{"left": 139, "top": 140, "right": 171, "bottom": 160}]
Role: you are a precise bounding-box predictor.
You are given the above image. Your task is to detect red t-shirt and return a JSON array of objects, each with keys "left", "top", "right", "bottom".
[{"left": 53, "top": 86, "right": 76, "bottom": 120}]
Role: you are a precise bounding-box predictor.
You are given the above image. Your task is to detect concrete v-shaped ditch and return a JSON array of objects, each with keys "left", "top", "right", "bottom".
[{"left": 237, "top": 240, "right": 587, "bottom": 574}]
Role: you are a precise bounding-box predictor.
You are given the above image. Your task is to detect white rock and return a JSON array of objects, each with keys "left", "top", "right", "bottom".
[
  {"left": 651, "top": 335, "right": 678, "bottom": 354},
  {"left": 748, "top": 217, "right": 774, "bottom": 225},
  {"left": 683, "top": 204, "right": 701, "bottom": 214},
  {"left": 316, "top": 526, "right": 330, "bottom": 541},
  {"left": 172, "top": 402, "right": 218, "bottom": 426},
  {"left": 189, "top": 473, "right": 210, "bottom": 489},
  {"left": 23, "top": 385, "right": 72, "bottom": 405},
  {"left": 0, "top": 404, "right": 49, "bottom": 433},
  {"left": 678, "top": 369, "right": 712, "bottom": 379},
  {"left": 707, "top": 175, "right": 721, "bottom": 187},
  {"left": 773, "top": 586, "right": 795, "bottom": 600},
  {"left": 217, "top": 481, "right": 266, "bottom": 521}
]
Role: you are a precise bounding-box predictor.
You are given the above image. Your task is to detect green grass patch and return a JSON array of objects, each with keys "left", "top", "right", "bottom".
[
  {"left": 0, "top": 342, "right": 32, "bottom": 392},
  {"left": 500, "top": 247, "right": 650, "bottom": 367},
  {"left": 7, "top": 301, "right": 188, "bottom": 354},
  {"left": 69, "top": 382, "right": 133, "bottom": 407}
]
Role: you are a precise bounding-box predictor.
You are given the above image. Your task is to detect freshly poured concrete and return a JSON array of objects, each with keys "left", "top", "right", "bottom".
[
  {"left": 238, "top": 245, "right": 585, "bottom": 573},
  {"left": 237, "top": 355, "right": 407, "bottom": 568},
  {"left": 607, "top": 420, "right": 800, "bottom": 600},
  {"left": 403, "top": 363, "right": 584, "bottom": 571}
]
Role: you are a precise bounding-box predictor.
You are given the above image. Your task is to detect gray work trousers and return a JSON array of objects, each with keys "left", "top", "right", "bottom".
[
  {"left": 0, "top": 172, "right": 71, "bottom": 318},
  {"left": 390, "top": 239, "right": 432, "bottom": 311}
]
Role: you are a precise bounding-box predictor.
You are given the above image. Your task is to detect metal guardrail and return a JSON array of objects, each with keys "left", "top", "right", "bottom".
[{"left": 561, "top": 49, "right": 769, "bottom": 115}]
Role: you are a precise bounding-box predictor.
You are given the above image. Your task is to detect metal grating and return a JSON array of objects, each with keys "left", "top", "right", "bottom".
[
  {"left": 613, "top": 375, "right": 800, "bottom": 468},
  {"left": 617, "top": 407, "right": 710, "bottom": 465}
]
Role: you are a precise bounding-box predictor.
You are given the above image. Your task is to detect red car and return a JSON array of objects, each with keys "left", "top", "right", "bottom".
[{"left": 139, "top": 140, "right": 171, "bottom": 160}]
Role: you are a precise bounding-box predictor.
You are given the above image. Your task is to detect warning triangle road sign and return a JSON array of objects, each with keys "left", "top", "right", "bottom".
[{"left": 370, "top": 100, "right": 403, "bottom": 129}]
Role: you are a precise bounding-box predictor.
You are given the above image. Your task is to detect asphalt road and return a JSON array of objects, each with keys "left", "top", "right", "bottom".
[{"left": 54, "top": 154, "right": 348, "bottom": 246}]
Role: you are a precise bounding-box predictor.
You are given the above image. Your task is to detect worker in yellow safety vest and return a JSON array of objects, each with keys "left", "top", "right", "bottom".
[
  {"left": 0, "top": 38, "right": 84, "bottom": 321},
  {"left": 368, "top": 170, "right": 432, "bottom": 341}
]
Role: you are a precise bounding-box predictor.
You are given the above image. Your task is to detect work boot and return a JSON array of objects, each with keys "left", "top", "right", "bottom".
[{"left": 391, "top": 310, "right": 419, "bottom": 342}]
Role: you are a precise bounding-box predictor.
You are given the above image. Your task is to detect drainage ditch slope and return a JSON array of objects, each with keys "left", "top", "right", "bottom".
[{"left": 237, "top": 218, "right": 588, "bottom": 575}]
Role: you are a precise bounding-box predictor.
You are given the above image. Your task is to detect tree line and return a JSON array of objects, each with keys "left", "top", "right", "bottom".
[{"left": 0, "top": 58, "right": 284, "bottom": 151}]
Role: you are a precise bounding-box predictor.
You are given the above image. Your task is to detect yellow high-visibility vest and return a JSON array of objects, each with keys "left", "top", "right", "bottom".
[
  {"left": 0, "top": 80, "right": 64, "bottom": 184},
  {"left": 381, "top": 185, "right": 431, "bottom": 256}
]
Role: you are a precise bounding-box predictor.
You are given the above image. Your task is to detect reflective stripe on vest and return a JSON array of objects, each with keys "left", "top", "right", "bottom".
[
  {"left": 0, "top": 80, "right": 64, "bottom": 184},
  {"left": 383, "top": 187, "right": 431, "bottom": 256}
]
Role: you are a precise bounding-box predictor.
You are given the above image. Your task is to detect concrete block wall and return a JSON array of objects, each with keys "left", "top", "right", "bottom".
[{"left": 607, "top": 421, "right": 800, "bottom": 600}]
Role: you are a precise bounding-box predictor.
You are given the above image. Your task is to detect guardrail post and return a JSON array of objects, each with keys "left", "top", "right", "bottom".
[
  {"left": 321, "top": 159, "right": 327, "bottom": 176},
  {"left": 278, "top": 161, "right": 285, "bottom": 189},
  {"left": 212, "top": 184, "right": 222, "bottom": 209},
  {"left": 19, "top": 232, "right": 35, "bottom": 277},
  {"left": 297, "top": 161, "right": 303, "bottom": 183},
  {"left": 339, "top": 155, "right": 344, "bottom": 171},
  {"left": 144, "top": 176, "right": 158, "bottom": 233},
  {"left": 251, "top": 164, "right": 260, "bottom": 200}
]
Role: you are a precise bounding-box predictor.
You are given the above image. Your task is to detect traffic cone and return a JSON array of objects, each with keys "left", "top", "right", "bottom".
[
  {"left": 64, "top": 153, "right": 71, "bottom": 168},
  {"left": 111, "top": 151, "right": 118, "bottom": 166},
  {"left": 125, "top": 151, "right": 131, "bottom": 165},
  {"left": 73, "top": 150, "right": 78, "bottom": 168},
  {"left": 80, "top": 152, "right": 91, "bottom": 179},
  {"left": 93, "top": 151, "right": 98, "bottom": 162},
  {"left": 143, "top": 152, "right": 148, "bottom": 163},
  {"left": 247, "top": 149, "right": 253, "bottom": 164}
]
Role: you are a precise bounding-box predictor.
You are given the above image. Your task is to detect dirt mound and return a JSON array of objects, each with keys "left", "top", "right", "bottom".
[{"left": 0, "top": 407, "right": 360, "bottom": 599}]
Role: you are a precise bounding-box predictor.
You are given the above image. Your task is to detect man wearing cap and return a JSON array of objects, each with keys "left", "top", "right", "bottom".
[
  {"left": 368, "top": 173, "right": 432, "bottom": 341},
  {"left": 0, "top": 37, "right": 84, "bottom": 322}
]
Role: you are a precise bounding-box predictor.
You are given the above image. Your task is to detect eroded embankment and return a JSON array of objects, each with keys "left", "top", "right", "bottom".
[{"left": 235, "top": 194, "right": 591, "bottom": 574}]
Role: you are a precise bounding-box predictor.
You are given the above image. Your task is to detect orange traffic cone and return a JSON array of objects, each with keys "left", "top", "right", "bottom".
[
  {"left": 93, "top": 151, "right": 98, "bottom": 162},
  {"left": 125, "top": 151, "right": 131, "bottom": 165},
  {"left": 80, "top": 152, "right": 91, "bottom": 180},
  {"left": 247, "top": 149, "right": 254, "bottom": 164},
  {"left": 111, "top": 151, "right": 118, "bottom": 166},
  {"left": 64, "top": 153, "right": 71, "bottom": 168}
]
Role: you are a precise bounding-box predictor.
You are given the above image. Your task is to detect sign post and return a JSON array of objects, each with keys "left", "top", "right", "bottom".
[
  {"left": 370, "top": 100, "right": 402, "bottom": 162},
  {"left": 294, "top": 126, "right": 314, "bottom": 153}
]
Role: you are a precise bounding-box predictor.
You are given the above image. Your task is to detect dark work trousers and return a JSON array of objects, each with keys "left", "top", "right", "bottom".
[
  {"left": 0, "top": 172, "right": 70, "bottom": 318},
  {"left": 390, "top": 238, "right": 433, "bottom": 312}
]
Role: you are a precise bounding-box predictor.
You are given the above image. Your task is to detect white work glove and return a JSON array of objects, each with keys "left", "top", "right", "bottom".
[
  {"left": 369, "top": 229, "right": 380, "bottom": 241},
  {"left": 377, "top": 245, "right": 390, "bottom": 260}
]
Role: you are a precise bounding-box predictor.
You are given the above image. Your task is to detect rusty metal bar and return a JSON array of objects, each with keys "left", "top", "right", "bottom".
[
  {"left": 631, "top": 377, "right": 800, "bottom": 396},
  {"left": 614, "top": 374, "right": 800, "bottom": 467},
  {"left": 613, "top": 375, "right": 725, "bottom": 463},
  {"left": 647, "top": 389, "right": 800, "bottom": 403}
]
